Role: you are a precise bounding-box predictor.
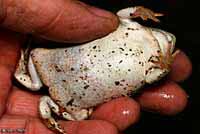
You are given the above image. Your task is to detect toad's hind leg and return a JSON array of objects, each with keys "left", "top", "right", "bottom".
[{"left": 14, "top": 48, "right": 43, "bottom": 91}]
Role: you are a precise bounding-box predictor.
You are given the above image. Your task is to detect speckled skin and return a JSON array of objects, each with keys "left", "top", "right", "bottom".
[
  {"left": 14, "top": 7, "right": 176, "bottom": 133},
  {"left": 30, "top": 18, "right": 175, "bottom": 113}
]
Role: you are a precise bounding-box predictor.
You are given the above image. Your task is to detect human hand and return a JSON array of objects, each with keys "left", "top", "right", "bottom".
[{"left": 0, "top": 0, "right": 192, "bottom": 134}]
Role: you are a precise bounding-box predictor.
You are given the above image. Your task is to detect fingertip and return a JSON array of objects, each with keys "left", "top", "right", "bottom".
[
  {"left": 60, "top": 120, "right": 118, "bottom": 134},
  {"left": 169, "top": 50, "right": 192, "bottom": 82},
  {"left": 6, "top": 87, "right": 40, "bottom": 117},
  {"left": 137, "top": 81, "right": 188, "bottom": 115},
  {"left": 90, "top": 97, "right": 140, "bottom": 131},
  {"left": 87, "top": 6, "right": 119, "bottom": 32}
]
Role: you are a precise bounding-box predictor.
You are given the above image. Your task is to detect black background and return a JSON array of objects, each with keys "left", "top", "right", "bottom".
[{"left": 81, "top": 0, "right": 200, "bottom": 134}]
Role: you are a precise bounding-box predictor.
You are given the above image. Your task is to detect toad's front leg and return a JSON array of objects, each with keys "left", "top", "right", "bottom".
[
  {"left": 39, "top": 96, "right": 71, "bottom": 134},
  {"left": 39, "top": 95, "right": 93, "bottom": 134},
  {"left": 117, "top": 6, "right": 163, "bottom": 22}
]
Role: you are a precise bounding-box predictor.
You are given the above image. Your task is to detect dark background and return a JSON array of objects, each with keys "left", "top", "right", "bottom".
[{"left": 81, "top": 0, "right": 200, "bottom": 134}]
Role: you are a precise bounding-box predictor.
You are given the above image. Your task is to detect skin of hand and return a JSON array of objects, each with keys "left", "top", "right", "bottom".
[{"left": 0, "top": 0, "right": 192, "bottom": 134}]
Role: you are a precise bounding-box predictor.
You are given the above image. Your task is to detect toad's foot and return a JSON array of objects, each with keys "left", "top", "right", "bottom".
[
  {"left": 39, "top": 96, "right": 93, "bottom": 134},
  {"left": 39, "top": 96, "right": 75, "bottom": 134},
  {"left": 117, "top": 6, "right": 163, "bottom": 22}
]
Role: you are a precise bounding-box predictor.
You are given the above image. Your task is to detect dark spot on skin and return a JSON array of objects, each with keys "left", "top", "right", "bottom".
[
  {"left": 139, "top": 61, "right": 142, "bottom": 64},
  {"left": 112, "top": 51, "right": 115, "bottom": 53},
  {"left": 79, "top": 76, "right": 84, "bottom": 80},
  {"left": 73, "top": 92, "right": 77, "bottom": 95},
  {"left": 84, "top": 85, "right": 90, "bottom": 89},
  {"left": 93, "top": 89, "right": 96, "bottom": 91},
  {"left": 20, "top": 77, "right": 22, "bottom": 80},
  {"left": 75, "top": 80, "right": 78, "bottom": 82},
  {"left": 129, "top": 49, "right": 132, "bottom": 51},
  {"left": 66, "top": 99, "right": 74, "bottom": 106},
  {"left": 119, "top": 60, "right": 123, "bottom": 64},
  {"left": 83, "top": 67, "right": 89, "bottom": 71},
  {"left": 123, "top": 87, "right": 127, "bottom": 90},
  {"left": 62, "top": 80, "right": 66, "bottom": 82},
  {"left": 148, "top": 56, "right": 159, "bottom": 63},
  {"left": 157, "top": 50, "right": 161, "bottom": 53},
  {"left": 119, "top": 47, "right": 125, "bottom": 51},
  {"left": 70, "top": 68, "right": 74, "bottom": 71},
  {"left": 107, "top": 63, "right": 112, "bottom": 67},
  {"left": 145, "top": 67, "right": 154, "bottom": 75},
  {"left": 127, "top": 27, "right": 136, "bottom": 30},
  {"left": 121, "top": 79, "right": 125, "bottom": 82},
  {"left": 94, "top": 55, "right": 96, "bottom": 57},
  {"left": 54, "top": 65, "right": 62, "bottom": 72},
  {"left": 124, "top": 43, "right": 126, "bottom": 46},
  {"left": 65, "top": 49, "right": 67, "bottom": 53},
  {"left": 130, "top": 13, "right": 133, "bottom": 16},
  {"left": 23, "top": 79, "right": 26, "bottom": 81},
  {"left": 87, "top": 54, "right": 90, "bottom": 56},
  {"left": 128, "top": 69, "right": 131, "bottom": 72},
  {"left": 93, "top": 46, "right": 97, "bottom": 49},
  {"left": 140, "top": 51, "right": 143, "bottom": 54},
  {"left": 113, "top": 39, "right": 118, "bottom": 42},
  {"left": 115, "top": 81, "right": 120, "bottom": 86},
  {"left": 125, "top": 53, "right": 128, "bottom": 56},
  {"left": 125, "top": 33, "right": 129, "bottom": 36},
  {"left": 145, "top": 70, "right": 148, "bottom": 75},
  {"left": 141, "top": 80, "right": 145, "bottom": 85}
]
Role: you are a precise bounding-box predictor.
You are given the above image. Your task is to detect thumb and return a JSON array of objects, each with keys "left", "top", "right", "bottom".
[{"left": 1, "top": 0, "right": 119, "bottom": 43}]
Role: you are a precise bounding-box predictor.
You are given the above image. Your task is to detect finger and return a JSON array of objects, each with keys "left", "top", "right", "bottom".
[
  {"left": 0, "top": 66, "right": 12, "bottom": 117},
  {"left": 6, "top": 87, "right": 41, "bottom": 117},
  {"left": 90, "top": 97, "right": 140, "bottom": 131},
  {"left": 0, "top": 115, "right": 118, "bottom": 134},
  {"left": 136, "top": 81, "right": 188, "bottom": 115},
  {"left": 0, "top": 29, "right": 22, "bottom": 71},
  {"left": 0, "top": 115, "right": 27, "bottom": 131},
  {"left": 1, "top": 0, "right": 119, "bottom": 43},
  {"left": 168, "top": 50, "right": 192, "bottom": 82},
  {"left": 60, "top": 120, "right": 118, "bottom": 134},
  {"left": 0, "top": 115, "right": 53, "bottom": 134}
]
